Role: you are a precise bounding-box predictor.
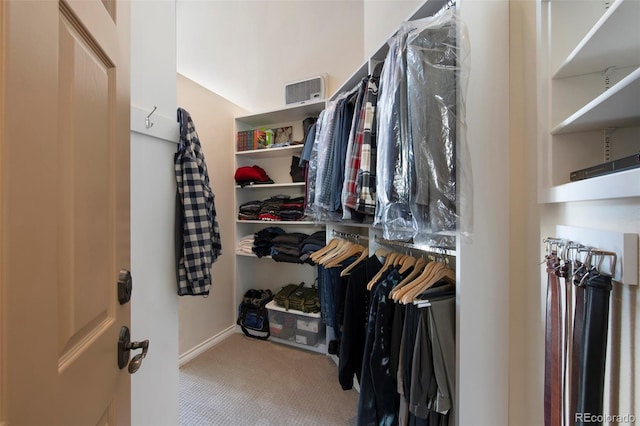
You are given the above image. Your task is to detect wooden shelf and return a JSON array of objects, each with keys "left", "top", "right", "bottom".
[
  {"left": 551, "top": 67, "right": 640, "bottom": 134},
  {"left": 553, "top": 0, "right": 640, "bottom": 79}
]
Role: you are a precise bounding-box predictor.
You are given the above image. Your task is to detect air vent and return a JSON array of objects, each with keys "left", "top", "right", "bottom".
[{"left": 285, "top": 75, "right": 325, "bottom": 106}]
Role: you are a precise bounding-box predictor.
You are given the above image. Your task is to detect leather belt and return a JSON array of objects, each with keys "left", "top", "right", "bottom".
[
  {"left": 544, "top": 252, "right": 562, "bottom": 426},
  {"left": 570, "top": 262, "right": 587, "bottom": 424}
]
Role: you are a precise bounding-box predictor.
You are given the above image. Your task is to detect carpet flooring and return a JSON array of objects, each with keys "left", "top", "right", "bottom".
[{"left": 179, "top": 333, "right": 359, "bottom": 425}]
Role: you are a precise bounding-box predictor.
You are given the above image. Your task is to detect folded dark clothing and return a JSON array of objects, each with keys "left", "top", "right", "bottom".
[
  {"left": 238, "top": 213, "right": 259, "bottom": 220},
  {"left": 271, "top": 245, "right": 302, "bottom": 257},
  {"left": 264, "top": 194, "right": 291, "bottom": 202},
  {"left": 280, "top": 201, "right": 304, "bottom": 209},
  {"left": 239, "top": 200, "right": 263, "bottom": 209},
  {"left": 254, "top": 227, "right": 286, "bottom": 240},
  {"left": 301, "top": 242, "right": 324, "bottom": 254},
  {"left": 237, "top": 179, "right": 274, "bottom": 188},
  {"left": 272, "top": 232, "right": 309, "bottom": 246},
  {"left": 279, "top": 212, "right": 304, "bottom": 221},
  {"left": 272, "top": 252, "right": 305, "bottom": 264}
]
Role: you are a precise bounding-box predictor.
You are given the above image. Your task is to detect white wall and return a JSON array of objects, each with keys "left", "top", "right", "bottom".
[
  {"left": 508, "top": 1, "right": 544, "bottom": 423},
  {"left": 176, "top": 0, "right": 364, "bottom": 112},
  {"left": 363, "top": 0, "right": 421, "bottom": 58},
  {"left": 130, "top": 1, "right": 179, "bottom": 425},
  {"left": 509, "top": 1, "right": 640, "bottom": 424},
  {"left": 177, "top": 74, "right": 247, "bottom": 359}
]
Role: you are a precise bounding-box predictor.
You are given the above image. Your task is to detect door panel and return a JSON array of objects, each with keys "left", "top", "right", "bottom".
[
  {"left": 1, "top": 0, "right": 131, "bottom": 424},
  {"left": 58, "top": 10, "right": 115, "bottom": 361}
]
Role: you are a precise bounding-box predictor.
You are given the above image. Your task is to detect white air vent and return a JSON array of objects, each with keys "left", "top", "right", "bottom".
[{"left": 285, "top": 75, "right": 325, "bottom": 106}]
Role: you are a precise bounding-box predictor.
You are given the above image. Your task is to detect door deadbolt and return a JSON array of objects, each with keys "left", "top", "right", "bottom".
[
  {"left": 118, "top": 269, "right": 133, "bottom": 305},
  {"left": 118, "top": 326, "right": 149, "bottom": 374}
]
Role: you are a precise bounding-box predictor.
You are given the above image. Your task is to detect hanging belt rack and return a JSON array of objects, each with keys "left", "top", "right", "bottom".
[{"left": 544, "top": 225, "right": 638, "bottom": 285}]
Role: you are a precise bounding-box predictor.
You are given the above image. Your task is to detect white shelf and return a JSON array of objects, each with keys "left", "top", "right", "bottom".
[
  {"left": 235, "top": 100, "right": 325, "bottom": 127},
  {"left": 235, "top": 182, "right": 305, "bottom": 189},
  {"left": 553, "top": 0, "right": 640, "bottom": 79},
  {"left": 539, "top": 168, "right": 640, "bottom": 203},
  {"left": 235, "top": 144, "right": 304, "bottom": 159},
  {"left": 235, "top": 251, "right": 269, "bottom": 259},
  {"left": 266, "top": 300, "right": 321, "bottom": 318},
  {"left": 551, "top": 67, "right": 640, "bottom": 134},
  {"left": 236, "top": 220, "right": 320, "bottom": 226}
]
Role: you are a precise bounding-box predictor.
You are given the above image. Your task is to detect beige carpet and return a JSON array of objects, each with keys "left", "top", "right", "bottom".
[{"left": 179, "top": 333, "right": 359, "bottom": 425}]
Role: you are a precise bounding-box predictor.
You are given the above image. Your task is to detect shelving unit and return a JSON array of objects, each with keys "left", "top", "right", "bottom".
[
  {"left": 233, "top": 101, "right": 326, "bottom": 352},
  {"left": 537, "top": 0, "right": 640, "bottom": 203}
]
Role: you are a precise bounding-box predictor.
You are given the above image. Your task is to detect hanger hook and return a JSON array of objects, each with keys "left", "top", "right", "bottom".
[{"left": 145, "top": 106, "right": 157, "bottom": 129}]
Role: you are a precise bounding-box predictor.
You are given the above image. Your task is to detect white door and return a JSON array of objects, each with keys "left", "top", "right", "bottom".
[{"left": 1, "top": 0, "right": 133, "bottom": 424}]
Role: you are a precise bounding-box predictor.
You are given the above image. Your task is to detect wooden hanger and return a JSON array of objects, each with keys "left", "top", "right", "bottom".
[
  {"left": 340, "top": 247, "right": 370, "bottom": 276},
  {"left": 324, "top": 243, "right": 365, "bottom": 268},
  {"left": 390, "top": 256, "right": 428, "bottom": 300},
  {"left": 392, "top": 260, "right": 439, "bottom": 302},
  {"left": 401, "top": 262, "right": 455, "bottom": 304},
  {"left": 367, "top": 251, "right": 399, "bottom": 290},
  {"left": 314, "top": 239, "right": 349, "bottom": 264},
  {"left": 373, "top": 247, "right": 388, "bottom": 262},
  {"left": 398, "top": 255, "right": 417, "bottom": 274},
  {"left": 310, "top": 238, "right": 340, "bottom": 263}
]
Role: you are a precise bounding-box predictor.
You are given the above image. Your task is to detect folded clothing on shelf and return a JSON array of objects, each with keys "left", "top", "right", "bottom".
[
  {"left": 234, "top": 165, "right": 274, "bottom": 187},
  {"left": 253, "top": 226, "right": 286, "bottom": 258},
  {"left": 271, "top": 232, "right": 309, "bottom": 263}
]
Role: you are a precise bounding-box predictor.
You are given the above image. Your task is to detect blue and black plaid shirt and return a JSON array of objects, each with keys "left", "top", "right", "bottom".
[{"left": 175, "top": 108, "right": 221, "bottom": 296}]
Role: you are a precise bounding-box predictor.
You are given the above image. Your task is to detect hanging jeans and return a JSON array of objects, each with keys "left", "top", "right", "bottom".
[
  {"left": 357, "top": 268, "right": 402, "bottom": 426},
  {"left": 575, "top": 272, "right": 612, "bottom": 426}
]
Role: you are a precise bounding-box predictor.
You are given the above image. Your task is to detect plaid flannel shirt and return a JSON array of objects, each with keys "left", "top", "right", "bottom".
[
  {"left": 354, "top": 64, "right": 382, "bottom": 215},
  {"left": 341, "top": 78, "right": 367, "bottom": 217},
  {"left": 175, "top": 108, "right": 221, "bottom": 296}
]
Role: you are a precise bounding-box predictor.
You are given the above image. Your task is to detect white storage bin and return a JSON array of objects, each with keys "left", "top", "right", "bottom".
[{"left": 266, "top": 300, "right": 324, "bottom": 347}]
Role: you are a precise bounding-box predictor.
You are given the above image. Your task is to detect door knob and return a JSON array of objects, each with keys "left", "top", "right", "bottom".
[{"left": 117, "top": 326, "right": 149, "bottom": 374}]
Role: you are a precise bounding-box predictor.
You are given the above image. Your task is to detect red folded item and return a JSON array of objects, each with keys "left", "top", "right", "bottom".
[{"left": 234, "top": 165, "right": 273, "bottom": 184}]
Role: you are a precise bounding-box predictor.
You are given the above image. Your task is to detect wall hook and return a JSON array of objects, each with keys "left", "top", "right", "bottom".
[{"left": 145, "top": 106, "right": 157, "bottom": 129}]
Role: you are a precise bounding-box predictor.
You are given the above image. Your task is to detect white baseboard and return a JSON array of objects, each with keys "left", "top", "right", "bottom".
[{"left": 178, "top": 325, "right": 236, "bottom": 367}]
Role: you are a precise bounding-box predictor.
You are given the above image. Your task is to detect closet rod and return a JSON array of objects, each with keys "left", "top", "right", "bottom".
[
  {"left": 374, "top": 236, "right": 456, "bottom": 258},
  {"left": 331, "top": 229, "right": 369, "bottom": 242}
]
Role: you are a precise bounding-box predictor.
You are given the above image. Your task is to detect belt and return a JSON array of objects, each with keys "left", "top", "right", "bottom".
[
  {"left": 570, "top": 262, "right": 587, "bottom": 424},
  {"left": 544, "top": 252, "right": 562, "bottom": 426}
]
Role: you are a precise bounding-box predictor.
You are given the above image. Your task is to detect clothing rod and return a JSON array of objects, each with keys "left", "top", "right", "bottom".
[
  {"left": 374, "top": 236, "right": 456, "bottom": 257},
  {"left": 331, "top": 229, "right": 369, "bottom": 241}
]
